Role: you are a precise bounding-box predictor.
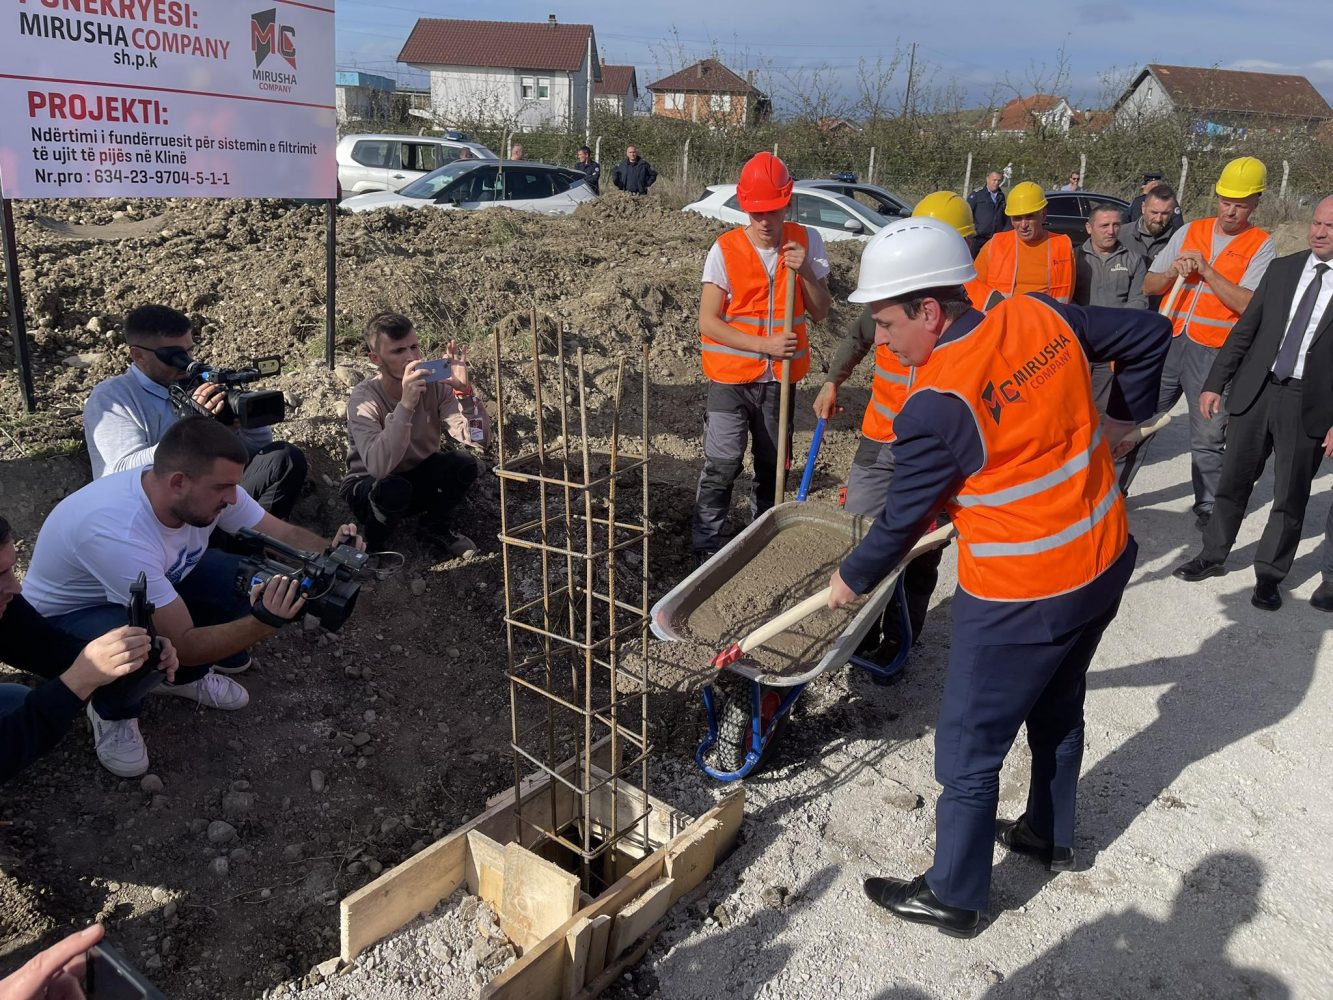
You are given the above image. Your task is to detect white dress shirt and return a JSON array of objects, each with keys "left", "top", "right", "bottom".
[{"left": 1277, "top": 253, "right": 1333, "bottom": 379}]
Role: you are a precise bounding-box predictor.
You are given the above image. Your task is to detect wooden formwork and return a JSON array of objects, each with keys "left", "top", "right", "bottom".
[{"left": 337, "top": 754, "right": 743, "bottom": 1000}]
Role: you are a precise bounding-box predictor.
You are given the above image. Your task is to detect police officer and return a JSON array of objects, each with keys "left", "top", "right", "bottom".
[{"left": 827, "top": 218, "right": 1170, "bottom": 936}]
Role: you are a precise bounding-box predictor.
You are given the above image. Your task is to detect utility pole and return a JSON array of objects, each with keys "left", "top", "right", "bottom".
[{"left": 902, "top": 41, "right": 917, "bottom": 118}]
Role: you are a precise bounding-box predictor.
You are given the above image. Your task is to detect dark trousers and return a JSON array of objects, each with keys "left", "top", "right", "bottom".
[
  {"left": 1120, "top": 335, "right": 1227, "bottom": 513},
  {"left": 49, "top": 550, "right": 251, "bottom": 721},
  {"left": 692, "top": 381, "right": 792, "bottom": 554},
  {"left": 925, "top": 594, "right": 1122, "bottom": 912},
  {"left": 1201, "top": 378, "right": 1325, "bottom": 584},
  {"left": 341, "top": 451, "right": 479, "bottom": 550},
  {"left": 243, "top": 441, "right": 307, "bottom": 520}
]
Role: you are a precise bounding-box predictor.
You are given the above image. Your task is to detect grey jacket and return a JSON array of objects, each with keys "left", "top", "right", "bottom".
[
  {"left": 1120, "top": 217, "right": 1174, "bottom": 264},
  {"left": 1073, "top": 240, "right": 1148, "bottom": 310}
]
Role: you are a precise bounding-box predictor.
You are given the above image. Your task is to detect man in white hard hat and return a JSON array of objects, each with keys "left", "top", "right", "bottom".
[{"left": 827, "top": 217, "right": 1170, "bottom": 936}]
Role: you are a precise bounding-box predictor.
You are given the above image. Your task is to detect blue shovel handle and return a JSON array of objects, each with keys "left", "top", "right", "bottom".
[{"left": 796, "top": 417, "right": 826, "bottom": 502}]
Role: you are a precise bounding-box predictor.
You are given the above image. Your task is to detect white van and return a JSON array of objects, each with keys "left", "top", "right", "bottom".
[{"left": 336, "top": 134, "right": 496, "bottom": 195}]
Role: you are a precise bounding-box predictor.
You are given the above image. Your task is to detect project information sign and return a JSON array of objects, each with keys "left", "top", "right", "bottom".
[{"left": 0, "top": 0, "right": 336, "bottom": 200}]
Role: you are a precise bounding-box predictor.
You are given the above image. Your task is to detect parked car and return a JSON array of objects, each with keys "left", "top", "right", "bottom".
[
  {"left": 339, "top": 160, "right": 595, "bottom": 216},
  {"left": 1041, "top": 191, "right": 1133, "bottom": 241},
  {"left": 335, "top": 134, "right": 496, "bottom": 196},
  {"left": 797, "top": 179, "right": 913, "bottom": 219},
  {"left": 683, "top": 183, "right": 891, "bottom": 243}
]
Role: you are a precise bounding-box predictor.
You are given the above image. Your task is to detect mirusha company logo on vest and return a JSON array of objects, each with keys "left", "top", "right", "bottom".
[
  {"left": 250, "top": 8, "right": 297, "bottom": 94},
  {"left": 979, "top": 332, "right": 1074, "bottom": 425}
]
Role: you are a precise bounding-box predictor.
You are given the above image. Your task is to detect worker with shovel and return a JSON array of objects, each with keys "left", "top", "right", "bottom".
[
  {"left": 813, "top": 191, "right": 984, "bottom": 668},
  {"left": 828, "top": 217, "right": 1170, "bottom": 936},
  {"left": 692, "top": 152, "right": 832, "bottom": 565},
  {"left": 1125, "top": 156, "right": 1275, "bottom": 530}
]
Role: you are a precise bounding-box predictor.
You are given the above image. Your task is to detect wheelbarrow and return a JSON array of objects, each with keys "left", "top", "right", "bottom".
[{"left": 652, "top": 424, "right": 954, "bottom": 781}]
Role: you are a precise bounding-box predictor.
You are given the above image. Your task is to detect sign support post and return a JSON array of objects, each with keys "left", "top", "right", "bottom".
[
  {"left": 326, "top": 198, "right": 336, "bottom": 369},
  {"left": 0, "top": 186, "right": 35, "bottom": 413}
]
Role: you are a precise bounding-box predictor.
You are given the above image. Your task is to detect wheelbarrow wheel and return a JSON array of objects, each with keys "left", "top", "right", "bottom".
[{"left": 708, "top": 674, "right": 789, "bottom": 776}]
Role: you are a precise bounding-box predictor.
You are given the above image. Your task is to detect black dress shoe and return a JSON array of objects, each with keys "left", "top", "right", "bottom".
[
  {"left": 996, "top": 815, "right": 1075, "bottom": 872},
  {"left": 1251, "top": 580, "right": 1281, "bottom": 611},
  {"left": 863, "top": 874, "right": 982, "bottom": 938},
  {"left": 1173, "top": 556, "right": 1225, "bottom": 582},
  {"left": 1312, "top": 582, "right": 1333, "bottom": 613}
]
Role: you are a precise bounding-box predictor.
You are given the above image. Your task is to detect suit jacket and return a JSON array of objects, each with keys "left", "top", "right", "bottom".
[{"left": 1205, "top": 249, "right": 1333, "bottom": 437}]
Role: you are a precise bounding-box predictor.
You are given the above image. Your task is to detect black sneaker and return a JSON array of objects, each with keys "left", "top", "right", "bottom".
[{"left": 423, "top": 525, "right": 478, "bottom": 559}]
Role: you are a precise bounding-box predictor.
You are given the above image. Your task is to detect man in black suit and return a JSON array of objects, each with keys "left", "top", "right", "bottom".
[
  {"left": 1174, "top": 195, "right": 1333, "bottom": 611},
  {"left": 966, "top": 170, "right": 1007, "bottom": 254}
]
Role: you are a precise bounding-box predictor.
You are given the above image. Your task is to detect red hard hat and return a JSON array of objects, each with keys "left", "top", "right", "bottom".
[{"left": 737, "top": 151, "right": 793, "bottom": 213}]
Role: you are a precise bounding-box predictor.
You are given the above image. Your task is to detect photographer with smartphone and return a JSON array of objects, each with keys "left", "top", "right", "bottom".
[
  {"left": 83, "top": 304, "right": 307, "bottom": 518},
  {"left": 21, "top": 418, "right": 364, "bottom": 778},
  {"left": 0, "top": 516, "right": 179, "bottom": 783},
  {"left": 341, "top": 312, "right": 481, "bottom": 556}
]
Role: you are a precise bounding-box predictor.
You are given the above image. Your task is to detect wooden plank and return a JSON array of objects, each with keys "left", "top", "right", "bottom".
[
  {"left": 664, "top": 819, "right": 721, "bottom": 904},
  {"left": 583, "top": 914, "right": 612, "bottom": 985},
  {"left": 339, "top": 826, "right": 467, "bottom": 962},
  {"left": 606, "top": 878, "right": 673, "bottom": 961},
  {"left": 709, "top": 790, "right": 745, "bottom": 860},
  {"left": 499, "top": 842, "right": 581, "bottom": 954},
  {"left": 466, "top": 831, "right": 506, "bottom": 907},
  {"left": 561, "top": 917, "right": 593, "bottom": 1000}
]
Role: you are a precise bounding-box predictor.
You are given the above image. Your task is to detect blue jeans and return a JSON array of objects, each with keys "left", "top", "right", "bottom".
[
  {"left": 50, "top": 550, "right": 251, "bottom": 721},
  {"left": 0, "top": 683, "right": 29, "bottom": 719}
]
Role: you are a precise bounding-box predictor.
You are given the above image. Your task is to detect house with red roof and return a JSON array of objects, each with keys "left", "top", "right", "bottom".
[{"left": 398, "top": 15, "right": 600, "bottom": 130}]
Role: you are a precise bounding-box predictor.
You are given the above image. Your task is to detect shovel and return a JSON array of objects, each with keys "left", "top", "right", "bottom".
[
  {"left": 1159, "top": 273, "right": 1185, "bottom": 317},
  {"left": 773, "top": 267, "right": 798, "bottom": 502},
  {"left": 709, "top": 522, "right": 958, "bottom": 669}
]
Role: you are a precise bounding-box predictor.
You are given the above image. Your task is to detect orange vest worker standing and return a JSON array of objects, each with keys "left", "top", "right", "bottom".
[
  {"left": 1124, "top": 156, "right": 1275, "bottom": 529},
  {"left": 692, "top": 152, "right": 832, "bottom": 562},
  {"left": 973, "top": 182, "right": 1075, "bottom": 302}
]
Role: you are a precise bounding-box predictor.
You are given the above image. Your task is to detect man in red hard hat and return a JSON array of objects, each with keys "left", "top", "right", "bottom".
[{"left": 693, "top": 152, "right": 832, "bottom": 563}]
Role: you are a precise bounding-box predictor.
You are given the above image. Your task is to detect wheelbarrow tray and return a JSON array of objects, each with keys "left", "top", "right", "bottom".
[{"left": 650, "top": 500, "right": 906, "bottom": 687}]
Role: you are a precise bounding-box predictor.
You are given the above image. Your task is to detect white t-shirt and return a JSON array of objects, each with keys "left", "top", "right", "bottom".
[
  {"left": 23, "top": 468, "right": 264, "bottom": 617},
  {"left": 701, "top": 226, "right": 830, "bottom": 381}
]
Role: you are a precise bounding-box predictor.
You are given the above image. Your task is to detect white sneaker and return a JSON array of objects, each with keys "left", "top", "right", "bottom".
[
  {"left": 87, "top": 703, "right": 149, "bottom": 778},
  {"left": 211, "top": 655, "right": 253, "bottom": 676},
  {"left": 151, "top": 672, "right": 250, "bottom": 710}
]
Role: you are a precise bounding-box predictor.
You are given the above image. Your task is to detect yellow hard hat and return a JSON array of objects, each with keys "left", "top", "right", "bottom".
[
  {"left": 1005, "top": 181, "right": 1047, "bottom": 217},
  {"left": 1215, "top": 156, "right": 1266, "bottom": 199},
  {"left": 913, "top": 191, "right": 976, "bottom": 238}
]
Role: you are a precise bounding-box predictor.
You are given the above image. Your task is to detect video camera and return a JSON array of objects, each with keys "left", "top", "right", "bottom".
[
  {"left": 155, "top": 347, "right": 286, "bottom": 429},
  {"left": 232, "top": 526, "right": 369, "bottom": 632}
]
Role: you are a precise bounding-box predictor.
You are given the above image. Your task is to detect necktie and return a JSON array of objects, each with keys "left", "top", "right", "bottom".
[{"left": 1273, "top": 262, "right": 1328, "bottom": 381}]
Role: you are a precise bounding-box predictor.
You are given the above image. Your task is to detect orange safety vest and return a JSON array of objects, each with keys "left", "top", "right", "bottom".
[
  {"left": 978, "top": 230, "right": 1075, "bottom": 303},
  {"left": 701, "top": 223, "right": 811, "bottom": 384},
  {"left": 1164, "top": 218, "right": 1270, "bottom": 349},
  {"left": 907, "top": 294, "right": 1128, "bottom": 601}
]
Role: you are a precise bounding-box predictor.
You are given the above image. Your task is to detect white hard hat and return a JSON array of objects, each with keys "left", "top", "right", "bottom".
[{"left": 849, "top": 217, "right": 977, "bottom": 304}]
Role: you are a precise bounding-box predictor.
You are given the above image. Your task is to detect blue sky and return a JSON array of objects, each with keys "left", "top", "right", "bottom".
[{"left": 334, "top": 1, "right": 1333, "bottom": 113}]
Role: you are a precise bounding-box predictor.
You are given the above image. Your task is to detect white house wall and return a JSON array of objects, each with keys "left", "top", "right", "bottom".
[
  {"left": 1115, "top": 75, "right": 1173, "bottom": 126},
  {"left": 426, "top": 64, "right": 588, "bottom": 129}
]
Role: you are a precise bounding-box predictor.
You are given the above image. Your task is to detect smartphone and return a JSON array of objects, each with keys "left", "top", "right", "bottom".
[
  {"left": 418, "top": 358, "right": 453, "bottom": 384},
  {"left": 86, "top": 942, "right": 167, "bottom": 1000}
]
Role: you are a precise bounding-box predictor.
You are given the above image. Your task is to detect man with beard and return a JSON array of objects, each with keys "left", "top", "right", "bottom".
[
  {"left": 21, "top": 418, "right": 363, "bottom": 777},
  {"left": 1121, "top": 185, "right": 1181, "bottom": 306}
]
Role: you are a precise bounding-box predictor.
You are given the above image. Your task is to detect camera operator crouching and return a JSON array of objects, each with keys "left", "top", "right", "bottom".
[
  {"left": 20, "top": 418, "right": 366, "bottom": 778},
  {"left": 340, "top": 312, "right": 484, "bottom": 555},
  {"left": 83, "top": 304, "right": 308, "bottom": 519}
]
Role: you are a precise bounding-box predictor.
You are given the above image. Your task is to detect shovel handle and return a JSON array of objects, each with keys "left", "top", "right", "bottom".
[
  {"left": 796, "top": 417, "right": 827, "bottom": 501},
  {"left": 738, "top": 585, "right": 833, "bottom": 656},
  {"left": 773, "top": 267, "right": 798, "bottom": 501},
  {"left": 1158, "top": 273, "right": 1185, "bottom": 318}
]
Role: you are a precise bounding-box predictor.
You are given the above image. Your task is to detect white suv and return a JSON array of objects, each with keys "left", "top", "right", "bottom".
[{"left": 336, "top": 134, "right": 496, "bottom": 196}]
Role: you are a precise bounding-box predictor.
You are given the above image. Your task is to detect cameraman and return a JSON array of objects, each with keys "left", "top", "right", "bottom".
[
  {"left": 341, "top": 312, "right": 480, "bottom": 555},
  {"left": 22, "top": 418, "right": 362, "bottom": 778},
  {"left": 83, "top": 304, "right": 308, "bottom": 518},
  {"left": 0, "top": 515, "right": 179, "bottom": 783}
]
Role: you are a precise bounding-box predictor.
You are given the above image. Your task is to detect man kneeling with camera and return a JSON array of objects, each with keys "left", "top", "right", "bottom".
[
  {"left": 84, "top": 304, "right": 307, "bottom": 518},
  {"left": 22, "top": 418, "right": 365, "bottom": 777}
]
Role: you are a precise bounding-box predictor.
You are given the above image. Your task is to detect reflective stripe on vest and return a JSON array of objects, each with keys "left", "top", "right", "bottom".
[
  {"left": 981, "top": 230, "right": 1076, "bottom": 303},
  {"left": 1165, "top": 219, "right": 1270, "bottom": 348},
  {"left": 906, "top": 295, "right": 1128, "bottom": 601},
  {"left": 861, "top": 346, "right": 914, "bottom": 443},
  {"left": 702, "top": 223, "right": 812, "bottom": 384}
]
